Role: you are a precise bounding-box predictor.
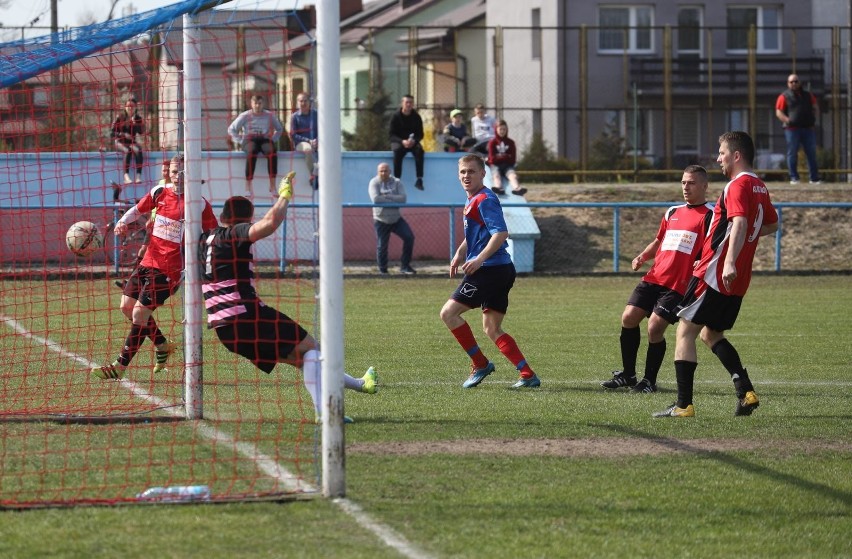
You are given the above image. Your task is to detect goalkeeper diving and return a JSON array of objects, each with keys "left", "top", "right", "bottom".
[{"left": 199, "top": 172, "right": 378, "bottom": 423}]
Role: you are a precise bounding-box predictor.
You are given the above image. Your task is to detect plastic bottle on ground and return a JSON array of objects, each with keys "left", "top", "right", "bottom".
[{"left": 136, "top": 485, "right": 211, "bottom": 502}]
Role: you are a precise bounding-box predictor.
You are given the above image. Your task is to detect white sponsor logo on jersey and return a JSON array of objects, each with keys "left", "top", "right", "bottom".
[
  {"left": 660, "top": 229, "right": 698, "bottom": 254},
  {"left": 152, "top": 214, "right": 184, "bottom": 244}
]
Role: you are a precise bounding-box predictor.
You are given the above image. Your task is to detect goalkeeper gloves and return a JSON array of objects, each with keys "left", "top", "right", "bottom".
[{"left": 278, "top": 171, "right": 296, "bottom": 200}]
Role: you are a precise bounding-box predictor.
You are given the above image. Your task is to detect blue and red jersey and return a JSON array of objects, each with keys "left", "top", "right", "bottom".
[{"left": 463, "top": 187, "right": 512, "bottom": 266}]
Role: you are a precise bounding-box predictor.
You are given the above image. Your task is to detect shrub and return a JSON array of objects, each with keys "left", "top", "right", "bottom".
[
  {"left": 517, "top": 133, "right": 578, "bottom": 183},
  {"left": 342, "top": 79, "right": 392, "bottom": 151}
]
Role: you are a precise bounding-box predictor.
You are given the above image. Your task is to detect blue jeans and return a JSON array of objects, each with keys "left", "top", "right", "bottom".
[
  {"left": 374, "top": 218, "right": 415, "bottom": 272},
  {"left": 784, "top": 127, "right": 819, "bottom": 181}
]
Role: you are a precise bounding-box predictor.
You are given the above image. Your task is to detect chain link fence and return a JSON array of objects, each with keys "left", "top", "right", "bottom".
[
  {"left": 249, "top": 198, "right": 852, "bottom": 275},
  {"left": 4, "top": 21, "right": 851, "bottom": 178},
  {"left": 349, "top": 23, "right": 851, "bottom": 180}
]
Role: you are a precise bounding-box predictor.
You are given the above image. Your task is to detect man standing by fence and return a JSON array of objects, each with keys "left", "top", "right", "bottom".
[
  {"left": 368, "top": 162, "right": 416, "bottom": 275},
  {"left": 775, "top": 74, "right": 821, "bottom": 185}
]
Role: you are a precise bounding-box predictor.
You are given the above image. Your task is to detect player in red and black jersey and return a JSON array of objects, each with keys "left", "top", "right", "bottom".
[
  {"left": 199, "top": 173, "right": 377, "bottom": 423},
  {"left": 655, "top": 131, "right": 778, "bottom": 418},
  {"left": 601, "top": 165, "right": 713, "bottom": 394},
  {"left": 92, "top": 154, "right": 218, "bottom": 380}
]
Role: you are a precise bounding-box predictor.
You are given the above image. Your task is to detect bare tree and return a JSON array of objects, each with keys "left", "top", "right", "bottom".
[{"left": 76, "top": 10, "right": 99, "bottom": 26}]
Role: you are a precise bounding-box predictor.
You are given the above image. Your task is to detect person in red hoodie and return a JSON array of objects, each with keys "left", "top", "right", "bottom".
[{"left": 486, "top": 120, "right": 527, "bottom": 196}]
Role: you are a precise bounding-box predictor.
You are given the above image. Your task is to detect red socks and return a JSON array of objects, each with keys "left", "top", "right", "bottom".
[
  {"left": 496, "top": 333, "right": 534, "bottom": 378},
  {"left": 450, "top": 323, "right": 490, "bottom": 369}
]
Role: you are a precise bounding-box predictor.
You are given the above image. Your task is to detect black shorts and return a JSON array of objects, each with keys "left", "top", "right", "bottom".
[
  {"left": 627, "top": 281, "right": 684, "bottom": 324},
  {"left": 676, "top": 277, "right": 743, "bottom": 332},
  {"left": 123, "top": 265, "right": 178, "bottom": 308},
  {"left": 451, "top": 263, "right": 516, "bottom": 314},
  {"left": 214, "top": 303, "right": 309, "bottom": 374},
  {"left": 493, "top": 164, "right": 515, "bottom": 179}
]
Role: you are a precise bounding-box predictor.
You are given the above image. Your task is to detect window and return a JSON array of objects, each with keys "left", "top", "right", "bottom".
[
  {"left": 532, "top": 8, "right": 541, "bottom": 60},
  {"left": 625, "top": 108, "right": 650, "bottom": 154},
  {"left": 32, "top": 88, "right": 49, "bottom": 106},
  {"left": 753, "top": 109, "right": 774, "bottom": 149},
  {"left": 677, "top": 7, "right": 702, "bottom": 55},
  {"left": 727, "top": 108, "right": 748, "bottom": 132},
  {"left": 726, "top": 108, "right": 774, "bottom": 149},
  {"left": 355, "top": 70, "right": 370, "bottom": 104},
  {"left": 82, "top": 86, "right": 97, "bottom": 108},
  {"left": 343, "top": 77, "right": 351, "bottom": 117},
  {"left": 10, "top": 86, "right": 31, "bottom": 108},
  {"left": 606, "top": 109, "right": 651, "bottom": 154},
  {"left": 598, "top": 6, "right": 654, "bottom": 54},
  {"left": 673, "top": 109, "right": 699, "bottom": 153},
  {"left": 291, "top": 78, "right": 305, "bottom": 109},
  {"left": 727, "top": 6, "right": 781, "bottom": 53}
]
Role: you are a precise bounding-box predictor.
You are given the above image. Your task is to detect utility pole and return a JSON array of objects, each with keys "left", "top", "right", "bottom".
[
  {"left": 50, "top": 0, "right": 60, "bottom": 147},
  {"left": 847, "top": 0, "right": 851, "bottom": 181}
]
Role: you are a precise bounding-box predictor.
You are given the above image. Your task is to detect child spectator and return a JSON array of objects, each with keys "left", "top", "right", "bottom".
[
  {"left": 487, "top": 120, "right": 527, "bottom": 196},
  {"left": 442, "top": 109, "right": 476, "bottom": 152}
]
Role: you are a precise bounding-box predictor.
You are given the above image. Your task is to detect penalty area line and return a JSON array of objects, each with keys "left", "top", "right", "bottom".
[{"left": 2, "top": 314, "right": 433, "bottom": 559}]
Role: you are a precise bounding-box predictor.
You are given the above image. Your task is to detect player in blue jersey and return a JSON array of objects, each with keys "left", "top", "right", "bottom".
[{"left": 439, "top": 153, "right": 540, "bottom": 389}]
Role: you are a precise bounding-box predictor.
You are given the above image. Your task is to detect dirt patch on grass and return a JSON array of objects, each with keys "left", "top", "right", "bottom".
[
  {"left": 526, "top": 181, "right": 852, "bottom": 273},
  {"left": 348, "top": 437, "right": 851, "bottom": 458}
]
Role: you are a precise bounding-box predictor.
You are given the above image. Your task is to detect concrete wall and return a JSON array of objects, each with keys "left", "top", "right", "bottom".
[{"left": 0, "top": 151, "right": 536, "bottom": 269}]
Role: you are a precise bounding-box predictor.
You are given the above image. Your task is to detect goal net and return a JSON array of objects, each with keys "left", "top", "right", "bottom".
[{"left": 0, "top": 0, "right": 329, "bottom": 507}]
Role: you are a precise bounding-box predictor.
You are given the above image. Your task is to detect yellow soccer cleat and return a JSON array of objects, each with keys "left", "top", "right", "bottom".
[
  {"left": 92, "top": 361, "right": 125, "bottom": 380},
  {"left": 735, "top": 390, "right": 760, "bottom": 416},
  {"left": 653, "top": 403, "right": 695, "bottom": 418},
  {"left": 153, "top": 341, "right": 178, "bottom": 374},
  {"left": 361, "top": 366, "right": 378, "bottom": 394}
]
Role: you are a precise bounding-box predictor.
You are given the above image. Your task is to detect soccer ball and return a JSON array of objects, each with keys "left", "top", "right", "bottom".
[{"left": 66, "top": 221, "right": 104, "bottom": 257}]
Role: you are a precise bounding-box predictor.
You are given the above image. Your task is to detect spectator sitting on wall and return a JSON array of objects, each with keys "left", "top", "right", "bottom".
[
  {"left": 389, "top": 94, "right": 425, "bottom": 191},
  {"left": 487, "top": 120, "right": 527, "bottom": 196},
  {"left": 111, "top": 97, "right": 145, "bottom": 184},
  {"left": 228, "top": 94, "right": 285, "bottom": 197},
  {"left": 443, "top": 109, "right": 476, "bottom": 152},
  {"left": 290, "top": 92, "right": 319, "bottom": 189},
  {"left": 470, "top": 103, "right": 497, "bottom": 156}
]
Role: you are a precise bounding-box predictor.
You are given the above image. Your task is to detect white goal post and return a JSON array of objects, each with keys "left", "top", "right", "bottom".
[{"left": 180, "top": 1, "right": 348, "bottom": 497}]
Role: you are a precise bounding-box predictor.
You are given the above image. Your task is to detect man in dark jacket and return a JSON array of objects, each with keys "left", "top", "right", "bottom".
[
  {"left": 775, "top": 74, "right": 821, "bottom": 185},
  {"left": 389, "top": 94, "right": 426, "bottom": 190}
]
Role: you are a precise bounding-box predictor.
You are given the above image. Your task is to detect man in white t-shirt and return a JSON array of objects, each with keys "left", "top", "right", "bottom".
[{"left": 470, "top": 103, "right": 497, "bottom": 156}]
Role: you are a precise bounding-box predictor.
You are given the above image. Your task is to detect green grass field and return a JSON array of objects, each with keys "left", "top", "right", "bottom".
[{"left": 1, "top": 275, "right": 850, "bottom": 558}]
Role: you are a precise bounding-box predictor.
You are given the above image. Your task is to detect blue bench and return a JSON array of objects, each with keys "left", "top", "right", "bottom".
[{"left": 499, "top": 192, "right": 541, "bottom": 274}]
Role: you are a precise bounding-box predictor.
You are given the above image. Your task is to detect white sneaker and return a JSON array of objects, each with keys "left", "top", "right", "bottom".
[{"left": 789, "top": 179, "right": 800, "bottom": 185}]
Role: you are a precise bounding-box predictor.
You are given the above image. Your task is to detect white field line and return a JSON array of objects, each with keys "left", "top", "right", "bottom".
[
  {"left": 390, "top": 379, "right": 852, "bottom": 387},
  {"left": 1, "top": 314, "right": 433, "bottom": 559}
]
